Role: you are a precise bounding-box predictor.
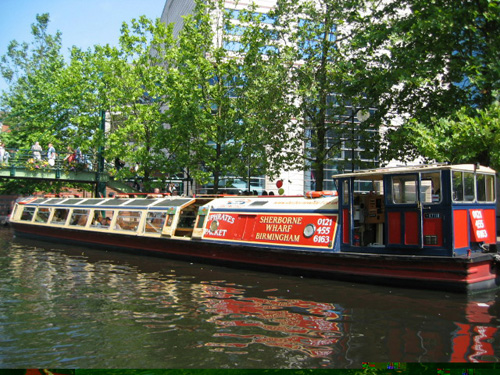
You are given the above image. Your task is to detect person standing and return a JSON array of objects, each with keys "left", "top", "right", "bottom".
[
  {"left": 47, "top": 143, "right": 56, "bottom": 166},
  {"left": 75, "top": 146, "right": 83, "bottom": 163},
  {"left": 31, "top": 141, "right": 42, "bottom": 160},
  {"left": 0, "top": 142, "right": 5, "bottom": 163},
  {"left": 168, "top": 182, "right": 177, "bottom": 195},
  {"left": 3, "top": 149, "right": 10, "bottom": 164}
]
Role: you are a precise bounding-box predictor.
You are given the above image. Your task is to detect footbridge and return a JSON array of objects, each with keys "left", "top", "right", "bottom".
[{"left": 0, "top": 149, "right": 138, "bottom": 195}]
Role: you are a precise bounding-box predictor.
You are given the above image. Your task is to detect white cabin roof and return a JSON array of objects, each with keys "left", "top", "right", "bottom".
[
  {"left": 333, "top": 164, "right": 496, "bottom": 180},
  {"left": 207, "top": 195, "right": 338, "bottom": 211}
]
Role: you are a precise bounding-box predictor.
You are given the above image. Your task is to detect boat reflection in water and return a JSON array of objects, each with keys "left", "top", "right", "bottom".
[
  {"left": 452, "top": 300, "right": 498, "bottom": 362},
  {"left": 200, "top": 285, "right": 347, "bottom": 358},
  {"left": 3, "top": 236, "right": 500, "bottom": 367},
  {"left": 193, "top": 281, "right": 499, "bottom": 363}
]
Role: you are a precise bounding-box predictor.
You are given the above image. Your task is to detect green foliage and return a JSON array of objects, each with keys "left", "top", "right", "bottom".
[
  {"left": 1, "top": 2, "right": 303, "bottom": 194},
  {"left": 351, "top": 0, "right": 500, "bottom": 167},
  {"left": 166, "top": 0, "right": 298, "bottom": 193},
  {"left": 399, "top": 94, "right": 500, "bottom": 169},
  {"left": 5, "top": 0, "right": 497, "bottom": 195},
  {"left": 0, "top": 13, "right": 66, "bottom": 149},
  {"left": 0, "top": 13, "right": 98, "bottom": 194},
  {"left": 0, "top": 178, "right": 93, "bottom": 195},
  {"left": 92, "top": 17, "right": 178, "bottom": 190},
  {"left": 267, "top": 0, "right": 381, "bottom": 190}
]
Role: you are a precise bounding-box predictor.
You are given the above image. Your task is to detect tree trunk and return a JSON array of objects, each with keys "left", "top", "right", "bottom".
[{"left": 314, "top": 120, "right": 326, "bottom": 191}]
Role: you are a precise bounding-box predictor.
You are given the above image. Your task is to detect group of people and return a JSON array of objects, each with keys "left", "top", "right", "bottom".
[
  {"left": 32, "top": 141, "right": 56, "bottom": 166},
  {"left": 0, "top": 141, "right": 88, "bottom": 167},
  {"left": 30, "top": 142, "right": 84, "bottom": 166},
  {"left": 152, "top": 183, "right": 179, "bottom": 196},
  {"left": 95, "top": 216, "right": 112, "bottom": 227}
]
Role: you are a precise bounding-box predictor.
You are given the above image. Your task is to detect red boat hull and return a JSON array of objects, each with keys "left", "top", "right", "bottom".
[{"left": 11, "top": 222, "right": 500, "bottom": 293}]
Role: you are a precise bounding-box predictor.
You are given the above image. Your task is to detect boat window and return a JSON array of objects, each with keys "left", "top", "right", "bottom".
[
  {"left": 477, "top": 174, "right": 495, "bottom": 202},
  {"left": 144, "top": 212, "right": 166, "bottom": 233},
  {"left": 392, "top": 175, "right": 417, "bottom": 204},
  {"left": 354, "top": 180, "right": 382, "bottom": 193},
  {"left": 154, "top": 198, "right": 191, "bottom": 207},
  {"left": 46, "top": 198, "right": 66, "bottom": 204},
  {"left": 420, "top": 172, "right": 441, "bottom": 203},
  {"left": 177, "top": 209, "right": 196, "bottom": 228},
  {"left": 196, "top": 214, "right": 206, "bottom": 229},
  {"left": 116, "top": 210, "right": 142, "bottom": 231},
  {"left": 453, "top": 171, "right": 479, "bottom": 202},
  {"left": 464, "top": 172, "right": 475, "bottom": 201},
  {"left": 250, "top": 201, "right": 268, "bottom": 206},
  {"left": 123, "top": 199, "right": 155, "bottom": 207},
  {"left": 103, "top": 211, "right": 115, "bottom": 227},
  {"left": 343, "top": 180, "right": 349, "bottom": 205},
  {"left": 69, "top": 209, "right": 89, "bottom": 227},
  {"left": 20, "top": 206, "right": 36, "bottom": 221},
  {"left": 63, "top": 198, "right": 84, "bottom": 205},
  {"left": 35, "top": 207, "right": 51, "bottom": 223},
  {"left": 51, "top": 208, "right": 70, "bottom": 225},
  {"left": 91, "top": 210, "right": 109, "bottom": 228},
  {"left": 166, "top": 215, "right": 174, "bottom": 227},
  {"left": 452, "top": 171, "right": 464, "bottom": 201}
]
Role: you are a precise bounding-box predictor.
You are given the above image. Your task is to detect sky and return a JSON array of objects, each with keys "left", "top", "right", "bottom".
[{"left": 0, "top": 0, "right": 167, "bottom": 92}]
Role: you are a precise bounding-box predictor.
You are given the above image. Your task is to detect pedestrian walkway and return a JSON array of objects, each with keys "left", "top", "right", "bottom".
[{"left": 0, "top": 148, "right": 139, "bottom": 195}]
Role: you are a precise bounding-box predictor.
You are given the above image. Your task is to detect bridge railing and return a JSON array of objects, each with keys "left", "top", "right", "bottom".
[{"left": 0, "top": 149, "right": 99, "bottom": 173}]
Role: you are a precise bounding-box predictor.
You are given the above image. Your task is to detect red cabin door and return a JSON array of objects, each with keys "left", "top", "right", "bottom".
[
  {"left": 339, "top": 179, "right": 352, "bottom": 246},
  {"left": 386, "top": 173, "right": 423, "bottom": 248}
]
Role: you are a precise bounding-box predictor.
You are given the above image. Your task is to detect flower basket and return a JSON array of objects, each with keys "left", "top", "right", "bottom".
[{"left": 26, "top": 158, "right": 49, "bottom": 171}]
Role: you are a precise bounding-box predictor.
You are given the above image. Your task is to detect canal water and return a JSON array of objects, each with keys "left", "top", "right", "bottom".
[{"left": 1, "top": 227, "right": 499, "bottom": 369}]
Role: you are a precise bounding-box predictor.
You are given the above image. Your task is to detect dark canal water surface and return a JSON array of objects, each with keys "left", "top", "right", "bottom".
[{"left": 1, "top": 228, "right": 500, "bottom": 369}]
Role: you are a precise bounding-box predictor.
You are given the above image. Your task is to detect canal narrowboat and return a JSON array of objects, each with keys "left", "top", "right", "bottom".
[{"left": 9, "top": 163, "right": 500, "bottom": 293}]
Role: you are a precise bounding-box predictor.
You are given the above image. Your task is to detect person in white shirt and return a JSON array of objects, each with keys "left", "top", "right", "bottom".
[{"left": 47, "top": 143, "right": 56, "bottom": 166}]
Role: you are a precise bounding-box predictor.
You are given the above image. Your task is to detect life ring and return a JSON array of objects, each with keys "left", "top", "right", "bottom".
[{"left": 305, "top": 190, "right": 337, "bottom": 199}]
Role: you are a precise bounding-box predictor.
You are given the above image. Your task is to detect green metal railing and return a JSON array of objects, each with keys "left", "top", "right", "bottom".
[
  {"left": 0, "top": 148, "right": 106, "bottom": 183},
  {"left": 0, "top": 149, "right": 144, "bottom": 196}
]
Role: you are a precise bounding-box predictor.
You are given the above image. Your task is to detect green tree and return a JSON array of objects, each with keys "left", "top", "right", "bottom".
[
  {"left": 401, "top": 94, "right": 500, "bottom": 170},
  {"left": 268, "top": 0, "right": 380, "bottom": 191},
  {"left": 167, "top": 0, "right": 298, "bottom": 194},
  {"left": 236, "top": 4, "right": 303, "bottom": 189},
  {"left": 0, "top": 13, "right": 66, "bottom": 149},
  {"left": 88, "top": 16, "right": 178, "bottom": 191},
  {"left": 0, "top": 14, "right": 108, "bottom": 172},
  {"left": 349, "top": 0, "right": 500, "bottom": 167},
  {"left": 0, "top": 13, "right": 99, "bottom": 194},
  {"left": 51, "top": 46, "right": 108, "bottom": 159},
  {"left": 0, "top": 14, "right": 179, "bottom": 194}
]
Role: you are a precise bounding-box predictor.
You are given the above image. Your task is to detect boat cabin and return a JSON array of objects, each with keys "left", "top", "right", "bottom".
[
  {"left": 11, "top": 195, "right": 213, "bottom": 240},
  {"left": 334, "top": 164, "right": 497, "bottom": 256}
]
